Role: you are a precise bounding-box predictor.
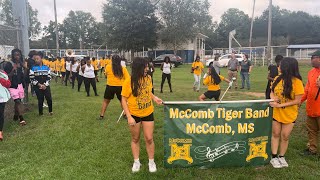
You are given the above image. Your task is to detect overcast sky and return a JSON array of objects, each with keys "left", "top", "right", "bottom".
[{"left": 28, "top": 0, "right": 320, "bottom": 26}]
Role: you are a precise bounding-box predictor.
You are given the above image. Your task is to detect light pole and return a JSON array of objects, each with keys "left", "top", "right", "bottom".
[
  {"left": 267, "top": 0, "right": 272, "bottom": 65},
  {"left": 54, "top": 0, "right": 59, "bottom": 57},
  {"left": 249, "top": 0, "right": 256, "bottom": 61}
]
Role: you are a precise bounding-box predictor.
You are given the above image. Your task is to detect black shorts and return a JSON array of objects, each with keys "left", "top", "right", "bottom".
[
  {"left": 94, "top": 70, "right": 98, "bottom": 76},
  {"left": 61, "top": 72, "right": 66, "bottom": 77},
  {"left": 104, "top": 85, "right": 122, "bottom": 100},
  {"left": 273, "top": 118, "right": 296, "bottom": 124},
  {"left": 132, "top": 113, "right": 154, "bottom": 123},
  {"left": 204, "top": 90, "right": 221, "bottom": 101}
]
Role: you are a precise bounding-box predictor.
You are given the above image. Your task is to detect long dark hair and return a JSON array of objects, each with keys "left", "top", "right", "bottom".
[
  {"left": 131, "top": 57, "right": 148, "bottom": 97},
  {"left": 111, "top": 55, "right": 123, "bottom": 78},
  {"left": 271, "top": 57, "right": 302, "bottom": 100},
  {"left": 209, "top": 66, "right": 221, "bottom": 85},
  {"left": 11, "top": 49, "right": 23, "bottom": 63},
  {"left": 164, "top": 56, "right": 170, "bottom": 63}
]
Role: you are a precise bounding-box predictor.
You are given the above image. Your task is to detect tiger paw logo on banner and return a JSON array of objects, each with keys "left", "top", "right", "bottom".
[
  {"left": 246, "top": 136, "right": 269, "bottom": 162},
  {"left": 167, "top": 138, "right": 193, "bottom": 164}
]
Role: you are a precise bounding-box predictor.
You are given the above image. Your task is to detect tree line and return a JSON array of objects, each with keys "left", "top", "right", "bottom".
[{"left": 1, "top": 0, "right": 320, "bottom": 52}]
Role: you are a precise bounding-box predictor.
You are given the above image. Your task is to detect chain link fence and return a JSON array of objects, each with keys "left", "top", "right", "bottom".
[{"left": 0, "top": 24, "right": 21, "bottom": 61}]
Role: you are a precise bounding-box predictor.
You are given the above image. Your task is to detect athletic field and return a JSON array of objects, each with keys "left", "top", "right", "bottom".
[{"left": 0, "top": 64, "right": 319, "bottom": 179}]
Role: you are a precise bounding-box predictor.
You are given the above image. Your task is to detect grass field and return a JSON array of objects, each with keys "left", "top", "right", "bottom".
[{"left": 0, "top": 64, "right": 319, "bottom": 179}]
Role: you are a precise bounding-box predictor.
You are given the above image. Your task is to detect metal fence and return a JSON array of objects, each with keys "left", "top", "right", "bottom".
[{"left": 0, "top": 24, "right": 21, "bottom": 61}]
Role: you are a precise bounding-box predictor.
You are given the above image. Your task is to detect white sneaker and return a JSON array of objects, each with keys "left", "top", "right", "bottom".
[
  {"left": 43, "top": 103, "right": 48, "bottom": 108},
  {"left": 278, "top": 157, "right": 288, "bottom": 167},
  {"left": 148, "top": 162, "right": 157, "bottom": 173},
  {"left": 132, "top": 162, "right": 141, "bottom": 173},
  {"left": 270, "top": 158, "right": 282, "bottom": 168}
]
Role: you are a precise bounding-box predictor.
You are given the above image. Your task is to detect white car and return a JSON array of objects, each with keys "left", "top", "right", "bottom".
[{"left": 205, "top": 54, "right": 245, "bottom": 67}]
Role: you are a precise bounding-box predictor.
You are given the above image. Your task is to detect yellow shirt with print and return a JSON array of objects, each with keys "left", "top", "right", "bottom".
[
  {"left": 272, "top": 77, "right": 304, "bottom": 124},
  {"left": 203, "top": 75, "right": 225, "bottom": 91},
  {"left": 60, "top": 59, "right": 66, "bottom": 72},
  {"left": 105, "top": 64, "right": 130, "bottom": 86},
  {"left": 121, "top": 76, "right": 154, "bottom": 117},
  {"left": 91, "top": 60, "right": 98, "bottom": 70},
  {"left": 192, "top": 61, "right": 204, "bottom": 75}
]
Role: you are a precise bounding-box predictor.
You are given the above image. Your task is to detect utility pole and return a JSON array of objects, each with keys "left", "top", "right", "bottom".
[
  {"left": 267, "top": 0, "right": 272, "bottom": 65},
  {"left": 249, "top": 0, "right": 256, "bottom": 61},
  {"left": 12, "top": 0, "right": 30, "bottom": 57},
  {"left": 54, "top": 0, "right": 59, "bottom": 57}
]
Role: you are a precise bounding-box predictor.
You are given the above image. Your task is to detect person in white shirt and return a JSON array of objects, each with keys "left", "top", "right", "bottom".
[
  {"left": 69, "top": 58, "right": 79, "bottom": 89},
  {"left": 77, "top": 59, "right": 86, "bottom": 92},
  {"left": 160, "top": 56, "right": 172, "bottom": 93},
  {"left": 82, "top": 58, "right": 98, "bottom": 96},
  {"left": 65, "top": 58, "right": 71, "bottom": 86}
]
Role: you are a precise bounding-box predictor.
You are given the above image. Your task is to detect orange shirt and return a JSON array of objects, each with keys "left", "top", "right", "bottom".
[{"left": 301, "top": 68, "right": 320, "bottom": 117}]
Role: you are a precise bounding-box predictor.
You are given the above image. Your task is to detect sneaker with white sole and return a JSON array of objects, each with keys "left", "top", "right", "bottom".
[
  {"left": 278, "top": 157, "right": 288, "bottom": 167},
  {"left": 132, "top": 162, "right": 141, "bottom": 173},
  {"left": 148, "top": 162, "right": 157, "bottom": 173},
  {"left": 270, "top": 158, "right": 282, "bottom": 168}
]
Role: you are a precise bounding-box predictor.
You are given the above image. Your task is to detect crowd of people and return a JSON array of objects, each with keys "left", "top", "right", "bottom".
[{"left": 0, "top": 48, "right": 319, "bottom": 172}]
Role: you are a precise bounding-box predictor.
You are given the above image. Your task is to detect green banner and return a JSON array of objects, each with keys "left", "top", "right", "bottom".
[{"left": 164, "top": 101, "right": 273, "bottom": 168}]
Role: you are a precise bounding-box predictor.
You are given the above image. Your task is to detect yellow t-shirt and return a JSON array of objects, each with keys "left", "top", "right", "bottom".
[
  {"left": 55, "top": 60, "right": 61, "bottom": 72},
  {"left": 91, "top": 60, "right": 98, "bottom": 70},
  {"left": 42, "top": 59, "right": 48, "bottom": 66},
  {"left": 272, "top": 77, "right": 304, "bottom": 123},
  {"left": 203, "top": 75, "right": 225, "bottom": 91},
  {"left": 105, "top": 59, "right": 111, "bottom": 67},
  {"left": 192, "top": 61, "right": 204, "bottom": 75},
  {"left": 105, "top": 64, "right": 130, "bottom": 86},
  {"left": 60, "top": 59, "right": 66, "bottom": 72},
  {"left": 100, "top": 59, "right": 106, "bottom": 68},
  {"left": 49, "top": 61, "right": 55, "bottom": 70},
  {"left": 121, "top": 76, "right": 154, "bottom": 117}
]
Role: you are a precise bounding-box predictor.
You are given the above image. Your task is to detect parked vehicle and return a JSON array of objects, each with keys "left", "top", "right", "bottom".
[
  {"left": 154, "top": 54, "right": 183, "bottom": 67},
  {"left": 205, "top": 54, "right": 245, "bottom": 67}
]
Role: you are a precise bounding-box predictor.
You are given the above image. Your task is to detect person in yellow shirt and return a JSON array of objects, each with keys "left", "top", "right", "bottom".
[
  {"left": 98, "top": 55, "right": 130, "bottom": 119},
  {"left": 49, "top": 58, "right": 56, "bottom": 72},
  {"left": 54, "top": 57, "right": 61, "bottom": 83},
  {"left": 191, "top": 55, "right": 204, "bottom": 92},
  {"left": 121, "top": 57, "right": 162, "bottom": 173},
  {"left": 91, "top": 57, "right": 99, "bottom": 82},
  {"left": 60, "top": 57, "right": 66, "bottom": 84},
  {"left": 105, "top": 55, "right": 112, "bottom": 67},
  {"left": 99, "top": 57, "right": 105, "bottom": 76},
  {"left": 199, "top": 66, "right": 231, "bottom": 101},
  {"left": 269, "top": 57, "right": 304, "bottom": 168}
]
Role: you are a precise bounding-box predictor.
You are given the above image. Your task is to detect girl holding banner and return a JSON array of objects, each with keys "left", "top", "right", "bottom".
[
  {"left": 121, "top": 57, "right": 163, "bottom": 173},
  {"left": 199, "top": 66, "right": 232, "bottom": 101},
  {"left": 269, "top": 57, "right": 304, "bottom": 168}
]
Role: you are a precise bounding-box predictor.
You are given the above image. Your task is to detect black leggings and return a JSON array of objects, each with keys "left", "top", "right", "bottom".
[
  {"left": 78, "top": 75, "right": 84, "bottom": 91},
  {"left": 161, "top": 73, "right": 172, "bottom": 91},
  {"left": 0, "top": 103, "right": 5, "bottom": 131},
  {"left": 65, "top": 70, "right": 70, "bottom": 86},
  {"left": 84, "top": 78, "right": 98, "bottom": 96},
  {"left": 35, "top": 86, "right": 53, "bottom": 115},
  {"left": 71, "top": 72, "right": 78, "bottom": 89}
]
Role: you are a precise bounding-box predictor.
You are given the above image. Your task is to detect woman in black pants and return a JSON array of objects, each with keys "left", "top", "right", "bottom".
[
  {"left": 77, "top": 59, "right": 86, "bottom": 92},
  {"left": 147, "top": 57, "right": 155, "bottom": 94},
  {"left": 82, "top": 58, "right": 98, "bottom": 96},
  {"left": 160, "top": 56, "right": 172, "bottom": 93},
  {"left": 65, "top": 57, "right": 71, "bottom": 86},
  {"left": 70, "top": 58, "right": 79, "bottom": 89}
]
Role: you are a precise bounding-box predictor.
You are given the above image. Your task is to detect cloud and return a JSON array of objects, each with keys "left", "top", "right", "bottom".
[{"left": 28, "top": 0, "right": 320, "bottom": 25}]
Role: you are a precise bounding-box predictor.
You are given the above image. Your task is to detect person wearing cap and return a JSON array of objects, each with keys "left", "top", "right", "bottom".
[{"left": 300, "top": 50, "right": 320, "bottom": 156}]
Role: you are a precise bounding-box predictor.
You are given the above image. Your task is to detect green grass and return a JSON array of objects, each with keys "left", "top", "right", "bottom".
[{"left": 0, "top": 64, "right": 319, "bottom": 179}]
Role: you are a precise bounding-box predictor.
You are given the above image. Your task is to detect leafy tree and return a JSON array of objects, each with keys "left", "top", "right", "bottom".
[
  {"left": 102, "top": 0, "right": 158, "bottom": 58},
  {"left": 158, "top": 0, "right": 213, "bottom": 52},
  {"left": 42, "top": 21, "right": 66, "bottom": 49},
  {"left": 62, "top": 10, "right": 100, "bottom": 49},
  {"left": 214, "top": 8, "right": 250, "bottom": 47},
  {"left": 0, "top": 0, "right": 41, "bottom": 39}
]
